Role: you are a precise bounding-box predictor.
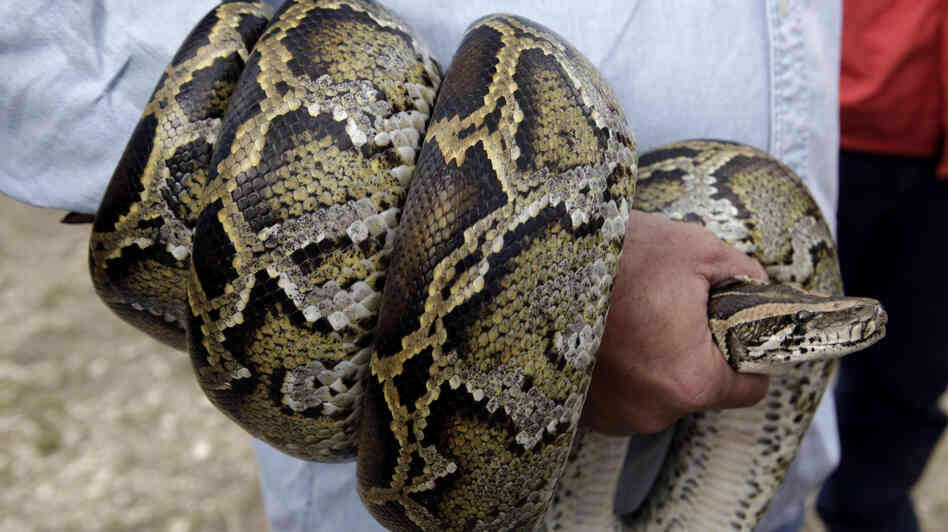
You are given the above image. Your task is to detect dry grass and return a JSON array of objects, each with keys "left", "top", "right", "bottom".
[{"left": 0, "top": 193, "right": 944, "bottom": 532}]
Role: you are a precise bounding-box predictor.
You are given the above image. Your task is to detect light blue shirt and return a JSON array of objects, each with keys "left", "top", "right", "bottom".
[{"left": 0, "top": 1, "right": 841, "bottom": 531}]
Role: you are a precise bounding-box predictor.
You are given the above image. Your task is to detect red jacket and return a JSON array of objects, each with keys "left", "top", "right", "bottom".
[{"left": 840, "top": 0, "right": 947, "bottom": 178}]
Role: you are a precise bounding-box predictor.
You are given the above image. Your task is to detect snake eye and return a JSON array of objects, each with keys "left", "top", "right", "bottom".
[{"left": 795, "top": 310, "right": 814, "bottom": 322}]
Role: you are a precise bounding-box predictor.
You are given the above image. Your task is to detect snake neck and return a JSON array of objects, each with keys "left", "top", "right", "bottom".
[{"left": 708, "top": 277, "right": 887, "bottom": 374}]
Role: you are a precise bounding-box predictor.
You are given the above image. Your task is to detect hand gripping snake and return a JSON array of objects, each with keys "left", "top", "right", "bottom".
[{"left": 85, "top": 2, "right": 887, "bottom": 530}]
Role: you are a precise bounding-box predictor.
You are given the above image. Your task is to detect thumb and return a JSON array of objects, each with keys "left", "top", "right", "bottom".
[
  {"left": 701, "top": 236, "right": 769, "bottom": 286},
  {"left": 705, "top": 340, "right": 770, "bottom": 409},
  {"left": 695, "top": 235, "right": 771, "bottom": 407}
]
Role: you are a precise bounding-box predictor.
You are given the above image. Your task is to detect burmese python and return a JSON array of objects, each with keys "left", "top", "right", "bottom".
[{"left": 85, "top": 1, "right": 886, "bottom": 530}]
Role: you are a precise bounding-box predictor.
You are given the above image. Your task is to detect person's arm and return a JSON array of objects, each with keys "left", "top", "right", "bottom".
[{"left": 582, "top": 210, "right": 770, "bottom": 435}]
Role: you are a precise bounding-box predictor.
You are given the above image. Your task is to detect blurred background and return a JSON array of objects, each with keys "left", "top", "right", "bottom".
[
  {"left": 0, "top": 197, "right": 265, "bottom": 531},
  {"left": 0, "top": 194, "right": 945, "bottom": 531}
]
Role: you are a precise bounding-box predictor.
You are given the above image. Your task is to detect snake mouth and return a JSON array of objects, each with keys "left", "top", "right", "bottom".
[
  {"left": 734, "top": 325, "right": 887, "bottom": 375},
  {"left": 791, "top": 326, "right": 887, "bottom": 358},
  {"left": 733, "top": 306, "right": 887, "bottom": 375}
]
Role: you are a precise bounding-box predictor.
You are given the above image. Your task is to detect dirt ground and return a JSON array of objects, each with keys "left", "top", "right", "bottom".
[{"left": 0, "top": 194, "right": 944, "bottom": 532}]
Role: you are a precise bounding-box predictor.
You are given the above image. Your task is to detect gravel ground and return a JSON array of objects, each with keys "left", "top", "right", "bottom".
[{"left": 0, "top": 194, "right": 944, "bottom": 532}]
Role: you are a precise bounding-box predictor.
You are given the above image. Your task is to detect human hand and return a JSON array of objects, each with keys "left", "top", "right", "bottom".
[{"left": 582, "top": 210, "right": 770, "bottom": 435}]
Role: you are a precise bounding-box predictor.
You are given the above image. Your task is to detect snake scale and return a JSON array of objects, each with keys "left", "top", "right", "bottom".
[{"left": 86, "top": 1, "right": 887, "bottom": 530}]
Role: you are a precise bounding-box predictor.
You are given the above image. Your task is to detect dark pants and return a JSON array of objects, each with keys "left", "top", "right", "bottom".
[{"left": 817, "top": 151, "right": 948, "bottom": 532}]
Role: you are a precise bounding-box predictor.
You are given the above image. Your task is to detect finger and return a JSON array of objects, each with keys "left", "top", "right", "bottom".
[
  {"left": 705, "top": 344, "right": 770, "bottom": 409},
  {"left": 715, "top": 371, "right": 769, "bottom": 409},
  {"left": 702, "top": 236, "right": 769, "bottom": 285}
]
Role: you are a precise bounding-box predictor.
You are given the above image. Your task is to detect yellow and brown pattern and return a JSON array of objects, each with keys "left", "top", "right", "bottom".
[
  {"left": 91, "top": 0, "right": 442, "bottom": 461},
  {"left": 87, "top": 3, "right": 887, "bottom": 531},
  {"left": 546, "top": 141, "right": 884, "bottom": 531},
  {"left": 185, "top": 0, "right": 440, "bottom": 461},
  {"left": 354, "top": 14, "right": 635, "bottom": 531},
  {"left": 90, "top": 1, "right": 273, "bottom": 349}
]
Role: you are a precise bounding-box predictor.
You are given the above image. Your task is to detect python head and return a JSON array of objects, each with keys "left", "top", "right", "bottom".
[{"left": 708, "top": 277, "right": 887, "bottom": 375}]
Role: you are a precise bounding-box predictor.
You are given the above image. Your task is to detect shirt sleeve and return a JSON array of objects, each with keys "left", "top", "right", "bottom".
[{"left": 0, "top": 0, "right": 218, "bottom": 213}]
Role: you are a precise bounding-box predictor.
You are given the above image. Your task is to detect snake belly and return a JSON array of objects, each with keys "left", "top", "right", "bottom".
[
  {"left": 627, "top": 141, "right": 843, "bottom": 530},
  {"left": 546, "top": 140, "right": 864, "bottom": 532}
]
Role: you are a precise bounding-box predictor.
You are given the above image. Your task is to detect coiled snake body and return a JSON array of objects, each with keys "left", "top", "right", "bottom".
[{"left": 87, "top": 2, "right": 886, "bottom": 530}]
